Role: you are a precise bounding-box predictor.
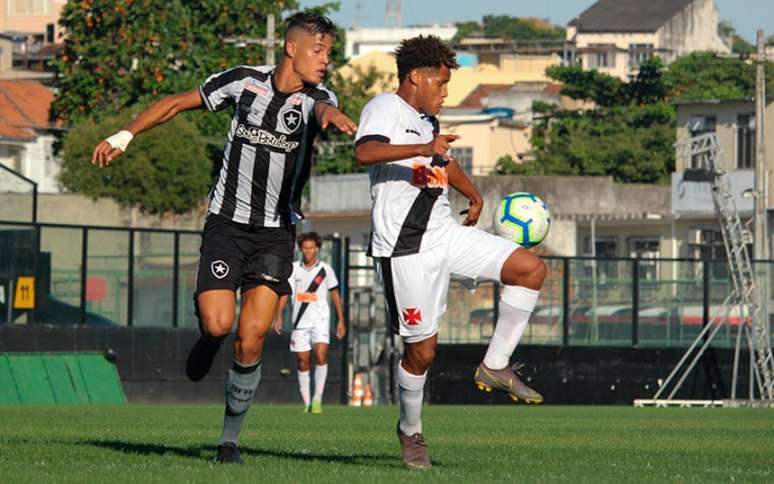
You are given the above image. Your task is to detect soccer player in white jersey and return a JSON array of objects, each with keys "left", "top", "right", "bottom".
[
  {"left": 91, "top": 13, "right": 357, "bottom": 464},
  {"left": 354, "top": 35, "right": 547, "bottom": 469},
  {"left": 273, "top": 232, "right": 345, "bottom": 414}
]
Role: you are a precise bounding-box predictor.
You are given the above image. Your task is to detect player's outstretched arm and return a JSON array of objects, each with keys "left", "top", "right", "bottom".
[
  {"left": 355, "top": 134, "right": 459, "bottom": 166},
  {"left": 447, "top": 158, "right": 484, "bottom": 226},
  {"left": 314, "top": 102, "right": 357, "bottom": 135},
  {"left": 91, "top": 89, "right": 203, "bottom": 167},
  {"left": 330, "top": 288, "right": 346, "bottom": 340}
]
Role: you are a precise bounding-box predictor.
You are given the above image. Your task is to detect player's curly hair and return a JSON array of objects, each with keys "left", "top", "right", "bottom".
[
  {"left": 395, "top": 35, "right": 459, "bottom": 82},
  {"left": 286, "top": 11, "right": 337, "bottom": 38},
  {"left": 297, "top": 232, "right": 323, "bottom": 248}
]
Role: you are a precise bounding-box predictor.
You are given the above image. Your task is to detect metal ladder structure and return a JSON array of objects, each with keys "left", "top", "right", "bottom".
[{"left": 635, "top": 133, "right": 774, "bottom": 407}]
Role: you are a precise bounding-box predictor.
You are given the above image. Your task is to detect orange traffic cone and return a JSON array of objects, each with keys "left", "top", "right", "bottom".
[
  {"left": 363, "top": 382, "right": 374, "bottom": 406},
  {"left": 350, "top": 372, "right": 364, "bottom": 406}
]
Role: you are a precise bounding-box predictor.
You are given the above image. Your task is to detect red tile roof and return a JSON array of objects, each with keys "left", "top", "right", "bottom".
[
  {"left": 458, "top": 84, "right": 513, "bottom": 109},
  {"left": 0, "top": 80, "right": 55, "bottom": 140},
  {"left": 543, "top": 82, "right": 562, "bottom": 96}
]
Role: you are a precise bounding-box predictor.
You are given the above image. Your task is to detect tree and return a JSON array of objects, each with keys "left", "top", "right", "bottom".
[
  {"left": 314, "top": 65, "right": 394, "bottom": 175},
  {"left": 495, "top": 155, "right": 541, "bottom": 176},
  {"left": 59, "top": 106, "right": 212, "bottom": 214},
  {"left": 545, "top": 65, "right": 626, "bottom": 107},
  {"left": 52, "top": 0, "right": 345, "bottom": 213},
  {"left": 529, "top": 58, "right": 676, "bottom": 184},
  {"left": 717, "top": 20, "right": 754, "bottom": 55},
  {"left": 454, "top": 15, "right": 564, "bottom": 43},
  {"left": 665, "top": 52, "right": 774, "bottom": 101}
]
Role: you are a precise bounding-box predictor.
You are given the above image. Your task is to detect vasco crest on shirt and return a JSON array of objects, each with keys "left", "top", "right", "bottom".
[{"left": 278, "top": 105, "right": 303, "bottom": 134}]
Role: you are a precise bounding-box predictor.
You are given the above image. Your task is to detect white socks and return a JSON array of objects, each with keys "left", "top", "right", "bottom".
[
  {"left": 313, "top": 364, "right": 328, "bottom": 403},
  {"left": 299, "top": 365, "right": 328, "bottom": 405},
  {"left": 298, "top": 370, "right": 311, "bottom": 406},
  {"left": 397, "top": 362, "right": 426, "bottom": 436},
  {"left": 483, "top": 286, "right": 540, "bottom": 370}
]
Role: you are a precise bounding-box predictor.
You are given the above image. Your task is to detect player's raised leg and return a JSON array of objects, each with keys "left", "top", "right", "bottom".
[
  {"left": 186, "top": 290, "right": 235, "bottom": 381},
  {"left": 475, "top": 248, "right": 546, "bottom": 403},
  {"left": 310, "top": 342, "right": 329, "bottom": 414},
  {"left": 215, "top": 285, "right": 278, "bottom": 464}
]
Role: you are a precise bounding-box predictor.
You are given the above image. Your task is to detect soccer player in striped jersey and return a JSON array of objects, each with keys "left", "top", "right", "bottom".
[
  {"left": 91, "top": 12, "right": 356, "bottom": 464},
  {"left": 273, "top": 232, "right": 345, "bottom": 414},
  {"left": 354, "top": 35, "right": 547, "bottom": 469}
]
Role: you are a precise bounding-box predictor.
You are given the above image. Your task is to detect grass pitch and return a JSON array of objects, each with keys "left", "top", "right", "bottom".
[{"left": 0, "top": 405, "right": 772, "bottom": 483}]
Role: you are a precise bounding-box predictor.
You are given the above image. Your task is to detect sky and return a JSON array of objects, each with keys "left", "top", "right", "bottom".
[{"left": 299, "top": 0, "right": 773, "bottom": 43}]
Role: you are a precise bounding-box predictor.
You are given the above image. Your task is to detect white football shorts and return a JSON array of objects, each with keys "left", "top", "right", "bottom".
[
  {"left": 290, "top": 322, "right": 330, "bottom": 352},
  {"left": 375, "top": 224, "right": 520, "bottom": 343}
]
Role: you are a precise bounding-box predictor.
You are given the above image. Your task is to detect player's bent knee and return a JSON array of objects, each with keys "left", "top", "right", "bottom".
[
  {"left": 502, "top": 250, "right": 546, "bottom": 290},
  {"left": 404, "top": 346, "right": 435, "bottom": 373},
  {"left": 532, "top": 258, "right": 547, "bottom": 286},
  {"left": 297, "top": 358, "right": 311, "bottom": 372},
  {"left": 234, "top": 334, "right": 264, "bottom": 362},
  {"left": 200, "top": 314, "right": 233, "bottom": 340}
]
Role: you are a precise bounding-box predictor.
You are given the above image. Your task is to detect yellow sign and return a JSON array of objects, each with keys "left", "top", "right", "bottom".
[{"left": 14, "top": 277, "right": 35, "bottom": 309}]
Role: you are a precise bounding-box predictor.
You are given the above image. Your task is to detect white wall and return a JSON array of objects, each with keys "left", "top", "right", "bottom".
[
  {"left": 0, "top": 132, "right": 60, "bottom": 193},
  {"left": 345, "top": 26, "right": 456, "bottom": 59}
]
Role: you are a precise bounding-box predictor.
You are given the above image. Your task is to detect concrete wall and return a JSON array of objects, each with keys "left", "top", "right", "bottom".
[
  {"left": 307, "top": 174, "right": 671, "bottom": 256},
  {"left": 0, "top": 192, "right": 209, "bottom": 229},
  {"left": 0, "top": 37, "right": 11, "bottom": 70},
  {"left": 497, "top": 54, "right": 560, "bottom": 78},
  {"left": 658, "top": 0, "right": 730, "bottom": 62}
]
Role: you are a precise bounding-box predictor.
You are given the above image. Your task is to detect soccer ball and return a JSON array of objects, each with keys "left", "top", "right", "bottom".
[{"left": 494, "top": 192, "right": 550, "bottom": 248}]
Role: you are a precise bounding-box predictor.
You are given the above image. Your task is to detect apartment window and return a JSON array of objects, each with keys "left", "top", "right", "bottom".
[
  {"left": 583, "top": 236, "right": 618, "bottom": 282},
  {"left": 688, "top": 228, "right": 728, "bottom": 279},
  {"left": 688, "top": 115, "right": 716, "bottom": 169},
  {"left": 587, "top": 44, "right": 615, "bottom": 69},
  {"left": 8, "top": 0, "right": 49, "bottom": 15},
  {"left": 451, "top": 147, "right": 473, "bottom": 175},
  {"left": 629, "top": 43, "right": 654, "bottom": 67},
  {"left": 629, "top": 237, "right": 660, "bottom": 280},
  {"left": 596, "top": 51, "right": 609, "bottom": 68},
  {"left": 737, "top": 114, "right": 755, "bottom": 169}
]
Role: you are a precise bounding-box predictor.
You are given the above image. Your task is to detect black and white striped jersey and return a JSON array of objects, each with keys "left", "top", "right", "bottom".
[{"left": 199, "top": 65, "right": 337, "bottom": 226}]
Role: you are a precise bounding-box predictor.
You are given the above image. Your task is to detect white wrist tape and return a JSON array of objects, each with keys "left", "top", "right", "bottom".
[{"left": 105, "top": 130, "right": 134, "bottom": 151}]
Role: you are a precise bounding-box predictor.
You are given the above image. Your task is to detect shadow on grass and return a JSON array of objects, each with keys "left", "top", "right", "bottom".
[{"left": 82, "top": 439, "right": 408, "bottom": 467}]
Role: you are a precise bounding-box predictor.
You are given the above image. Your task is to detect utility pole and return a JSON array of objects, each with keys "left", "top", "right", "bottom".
[
  {"left": 754, "top": 29, "right": 768, "bottom": 262},
  {"left": 222, "top": 13, "right": 282, "bottom": 64}
]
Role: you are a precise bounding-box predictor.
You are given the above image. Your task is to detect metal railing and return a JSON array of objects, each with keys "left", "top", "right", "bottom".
[
  {"left": 3, "top": 218, "right": 772, "bottom": 350},
  {"left": 0, "top": 220, "right": 344, "bottom": 329}
]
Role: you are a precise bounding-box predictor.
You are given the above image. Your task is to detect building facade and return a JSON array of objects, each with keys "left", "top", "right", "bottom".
[
  {"left": 0, "top": 80, "right": 60, "bottom": 192},
  {"left": 344, "top": 25, "right": 457, "bottom": 60},
  {"left": 0, "top": 0, "right": 64, "bottom": 39},
  {"left": 566, "top": 0, "right": 730, "bottom": 80}
]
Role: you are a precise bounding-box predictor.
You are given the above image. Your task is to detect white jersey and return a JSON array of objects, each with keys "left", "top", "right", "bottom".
[
  {"left": 355, "top": 93, "right": 454, "bottom": 258},
  {"left": 288, "top": 260, "right": 338, "bottom": 329}
]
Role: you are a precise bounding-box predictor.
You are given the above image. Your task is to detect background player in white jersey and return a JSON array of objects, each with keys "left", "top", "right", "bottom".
[
  {"left": 90, "top": 13, "right": 357, "bottom": 464},
  {"left": 354, "top": 35, "right": 547, "bottom": 470},
  {"left": 273, "top": 232, "right": 345, "bottom": 414}
]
